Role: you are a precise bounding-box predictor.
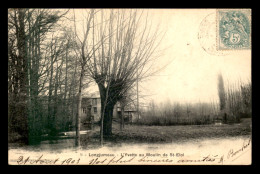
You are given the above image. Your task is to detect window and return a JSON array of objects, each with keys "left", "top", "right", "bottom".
[
  {"left": 93, "top": 107, "right": 97, "bottom": 113},
  {"left": 92, "top": 98, "right": 97, "bottom": 106},
  {"left": 82, "top": 107, "right": 86, "bottom": 113}
]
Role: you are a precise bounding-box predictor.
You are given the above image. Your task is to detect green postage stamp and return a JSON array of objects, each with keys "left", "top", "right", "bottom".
[{"left": 217, "top": 9, "right": 251, "bottom": 50}]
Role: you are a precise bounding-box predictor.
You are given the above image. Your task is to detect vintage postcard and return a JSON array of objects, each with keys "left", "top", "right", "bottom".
[{"left": 8, "top": 8, "right": 251, "bottom": 165}]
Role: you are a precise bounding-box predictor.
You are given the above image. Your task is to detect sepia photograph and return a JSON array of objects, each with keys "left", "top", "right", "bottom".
[{"left": 8, "top": 8, "right": 251, "bottom": 165}]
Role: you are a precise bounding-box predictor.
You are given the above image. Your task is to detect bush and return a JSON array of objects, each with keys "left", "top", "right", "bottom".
[
  {"left": 136, "top": 79, "right": 251, "bottom": 126},
  {"left": 136, "top": 101, "right": 216, "bottom": 126}
]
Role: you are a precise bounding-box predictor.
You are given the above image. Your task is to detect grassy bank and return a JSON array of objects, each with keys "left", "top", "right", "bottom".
[{"left": 79, "top": 118, "right": 251, "bottom": 147}]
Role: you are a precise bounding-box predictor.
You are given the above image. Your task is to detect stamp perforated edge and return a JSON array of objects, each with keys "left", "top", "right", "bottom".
[{"left": 216, "top": 9, "right": 251, "bottom": 51}]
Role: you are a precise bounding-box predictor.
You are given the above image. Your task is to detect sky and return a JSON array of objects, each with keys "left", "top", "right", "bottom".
[
  {"left": 136, "top": 9, "right": 251, "bottom": 105},
  {"left": 72, "top": 9, "right": 251, "bottom": 105}
]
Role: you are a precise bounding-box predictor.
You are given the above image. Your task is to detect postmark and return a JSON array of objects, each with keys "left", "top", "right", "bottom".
[
  {"left": 217, "top": 9, "right": 251, "bottom": 50},
  {"left": 198, "top": 13, "right": 229, "bottom": 56}
]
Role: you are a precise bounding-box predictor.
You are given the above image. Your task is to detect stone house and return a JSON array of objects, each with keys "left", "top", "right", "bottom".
[
  {"left": 81, "top": 91, "right": 138, "bottom": 124},
  {"left": 81, "top": 92, "right": 101, "bottom": 124}
]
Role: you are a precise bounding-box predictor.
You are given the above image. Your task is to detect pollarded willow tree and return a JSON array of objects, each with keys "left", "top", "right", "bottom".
[{"left": 87, "top": 9, "right": 164, "bottom": 137}]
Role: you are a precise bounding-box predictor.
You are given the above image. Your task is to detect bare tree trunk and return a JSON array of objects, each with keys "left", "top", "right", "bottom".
[
  {"left": 47, "top": 46, "right": 54, "bottom": 133},
  {"left": 103, "top": 104, "right": 114, "bottom": 136},
  {"left": 68, "top": 55, "right": 78, "bottom": 128},
  {"left": 75, "top": 66, "right": 84, "bottom": 147},
  {"left": 52, "top": 62, "right": 59, "bottom": 135},
  {"left": 72, "top": 9, "right": 95, "bottom": 147},
  {"left": 120, "top": 106, "right": 125, "bottom": 131},
  {"left": 63, "top": 43, "right": 69, "bottom": 130},
  {"left": 100, "top": 99, "right": 115, "bottom": 137},
  {"left": 137, "top": 69, "right": 140, "bottom": 122},
  {"left": 16, "top": 9, "right": 29, "bottom": 144},
  {"left": 100, "top": 99, "right": 104, "bottom": 146},
  {"left": 99, "top": 82, "right": 114, "bottom": 145},
  {"left": 99, "top": 84, "right": 106, "bottom": 145},
  {"left": 100, "top": 102, "right": 115, "bottom": 138}
]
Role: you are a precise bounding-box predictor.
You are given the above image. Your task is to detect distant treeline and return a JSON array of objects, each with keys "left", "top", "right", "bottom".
[{"left": 137, "top": 79, "right": 251, "bottom": 126}]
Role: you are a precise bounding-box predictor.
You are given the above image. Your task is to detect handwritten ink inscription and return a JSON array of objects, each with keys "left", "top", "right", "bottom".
[
  {"left": 14, "top": 138, "right": 250, "bottom": 165},
  {"left": 17, "top": 155, "right": 80, "bottom": 165},
  {"left": 227, "top": 139, "right": 251, "bottom": 161}
]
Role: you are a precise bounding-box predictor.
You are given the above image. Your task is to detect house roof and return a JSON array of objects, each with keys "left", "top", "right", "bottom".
[
  {"left": 117, "top": 104, "right": 137, "bottom": 112},
  {"left": 82, "top": 91, "right": 100, "bottom": 99}
]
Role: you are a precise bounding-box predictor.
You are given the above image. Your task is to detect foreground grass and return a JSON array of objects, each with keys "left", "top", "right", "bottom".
[{"left": 80, "top": 118, "right": 251, "bottom": 147}]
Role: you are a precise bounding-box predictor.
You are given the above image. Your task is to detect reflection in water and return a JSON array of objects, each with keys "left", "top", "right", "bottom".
[
  {"left": 9, "top": 135, "right": 251, "bottom": 153},
  {"left": 29, "top": 138, "right": 77, "bottom": 153}
]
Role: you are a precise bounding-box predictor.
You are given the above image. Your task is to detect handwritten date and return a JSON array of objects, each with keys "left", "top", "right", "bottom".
[{"left": 17, "top": 155, "right": 80, "bottom": 165}]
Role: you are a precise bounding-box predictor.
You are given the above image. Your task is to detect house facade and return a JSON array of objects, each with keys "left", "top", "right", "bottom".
[
  {"left": 81, "top": 91, "right": 138, "bottom": 124},
  {"left": 81, "top": 92, "right": 101, "bottom": 123}
]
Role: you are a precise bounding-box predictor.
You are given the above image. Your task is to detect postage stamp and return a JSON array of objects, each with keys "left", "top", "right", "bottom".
[{"left": 217, "top": 9, "right": 251, "bottom": 50}]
